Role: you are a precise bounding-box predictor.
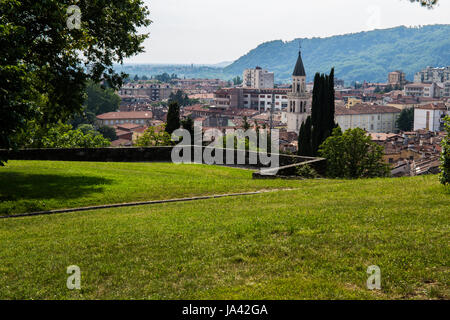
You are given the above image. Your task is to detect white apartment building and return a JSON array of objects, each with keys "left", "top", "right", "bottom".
[
  {"left": 404, "top": 83, "right": 436, "bottom": 98},
  {"left": 414, "top": 66, "right": 450, "bottom": 84},
  {"left": 443, "top": 81, "right": 450, "bottom": 98},
  {"left": 242, "top": 90, "right": 289, "bottom": 112},
  {"left": 243, "top": 67, "right": 274, "bottom": 89},
  {"left": 414, "top": 103, "right": 449, "bottom": 132},
  {"left": 335, "top": 104, "right": 401, "bottom": 133}
]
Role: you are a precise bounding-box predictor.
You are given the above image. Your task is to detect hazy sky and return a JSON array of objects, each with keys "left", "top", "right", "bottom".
[{"left": 126, "top": 0, "right": 450, "bottom": 64}]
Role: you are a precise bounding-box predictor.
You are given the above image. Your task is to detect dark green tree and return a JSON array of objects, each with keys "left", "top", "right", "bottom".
[
  {"left": 84, "top": 81, "right": 121, "bottom": 115},
  {"left": 232, "top": 76, "right": 243, "bottom": 86},
  {"left": 439, "top": 116, "right": 450, "bottom": 186},
  {"left": 165, "top": 102, "right": 180, "bottom": 135},
  {"left": 98, "top": 126, "right": 118, "bottom": 142},
  {"left": 298, "top": 116, "right": 313, "bottom": 157},
  {"left": 309, "top": 69, "right": 336, "bottom": 156},
  {"left": 169, "top": 90, "right": 192, "bottom": 106},
  {"left": 396, "top": 108, "right": 414, "bottom": 132},
  {"left": 181, "top": 117, "right": 195, "bottom": 137},
  {"left": 0, "top": 0, "right": 151, "bottom": 165},
  {"left": 319, "top": 127, "right": 390, "bottom": 179}
]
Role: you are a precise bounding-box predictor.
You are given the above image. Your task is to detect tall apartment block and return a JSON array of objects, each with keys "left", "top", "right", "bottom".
[
  {"left": 243, "top": 67, "right": 274, "bottom": 89},
  {"left": 414, "top": 66, "right": 450, "bottom": 84}
]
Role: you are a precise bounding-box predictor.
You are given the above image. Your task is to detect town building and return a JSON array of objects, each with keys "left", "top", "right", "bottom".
[
  {"left": 287, "top": 50, "right": 310, "bottom": 133},
  {"left": 404, "top": 83, "right": 436, "bottom": 98},
  {"left": 388, "top": 70, "right": 406, "bottom": 87},
  {"left": 414, "top": 66, "right": 450, "bottom": 84},
  {"left": 243, "top": 67, "right": 274, "bottom": 89},
  {"left": 242, "top": 89, "right": 289, "bottom": 111},
  {"left": 172, "top": 78, "right": 229, "bottom": 94},
  {"left": 97, "top": 111, "right": 153, "bottom": 127},
  {"left": 119, "top": 83, "right": 173, "bottom": 102},
  {"left": 413, "top": 103, "right": 449, "bottom": 132},
  {"left": 335, "top": 104, "right": 401, "bottom": 133},
  {"left": 444, "top": 81, "right": 450, "bottom": 98},
  {"left": 213, "top": 88, "right": 289, "bottom": 111}
]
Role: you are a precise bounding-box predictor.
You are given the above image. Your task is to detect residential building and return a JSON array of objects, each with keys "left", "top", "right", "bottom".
[
  {"left": 213, "top": 88, "right": 289, "bottom": 111},
  {"left": 119, "top": 83, "right": 173, "bottom": 101},
  {"left": 172, "top": 78, "right": 229, "bottom": 94},
  {"left": 335, "top": 104, "right": 401, "bottom": 133},
  {"left": 444, "top": 81, "right": 450, "bottom": 98},
  {"left": 97, "top": 111, "right": 153, "bottom": 127},
  {"left": 243, "top": 67, "right": 274, "bottom": 89},
  {"left": 413, "top": 103, "right": 449, "bottom": 132},
  {"left": 388, "top": 70, "right": 406, "bottom": 87},
  {"left": 414, "top": 66, "right": 450, "bottom": 84},
  {"left": 404, "top": 83, "right": 436, "bottom": 98},
  {"left": 287, "top": 50, "right": 310, "bottom": 133},
  {"left": 242, "top": 89, "right": 289, "bottom": 112}
]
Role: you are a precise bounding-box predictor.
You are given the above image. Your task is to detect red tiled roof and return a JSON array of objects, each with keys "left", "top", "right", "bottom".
[
  {"left": 336, "top": 104, "right": 401, "bottom": 115},
  {"left": 416, "top": 103, "right": 447, "bottom": 110},
  {"left": 97, "top": 111, "right": 153, "bottom": 120}
]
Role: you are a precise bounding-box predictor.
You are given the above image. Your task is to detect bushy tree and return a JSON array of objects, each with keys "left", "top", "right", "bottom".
[
  {"left": 0, "top": 0, "right": 150, "bottom": 165},
  {"left": 319, "top": 127, "right": 390, "bottom": 179},
  {"left": 84, "top": 81, "right": 121, "bottom": 116},
  {"left": 396, "top": 108, "right": 414, "bottom": 132},
  {"left": 296, "top": 164, "right": 319, "bottom": 179},
  {"left": 439, "top": 116, "right": 450, "bottom": 186},
  {"left": 77, "top": 124, "right": 98, "bottom": 136},
  {"left": 98, "top": 126, "right": 118, "bottom": 142},
  {"left": 135, "top": 126, "right": 172, "bottom": 147},
  {"left": 169, "top": 90, "right": 192, "bottom": 106}
]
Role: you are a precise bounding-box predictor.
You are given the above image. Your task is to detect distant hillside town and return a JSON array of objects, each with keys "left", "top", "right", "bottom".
[{"left": 96, "top": 52, "right": 449, "bottom": 177}]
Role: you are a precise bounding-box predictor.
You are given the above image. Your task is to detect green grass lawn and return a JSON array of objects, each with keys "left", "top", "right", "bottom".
[
  {"left": 0, "top": 161, "right": 449, "bottom": 299},
  {"left": 0, "top": 161, "right": 299, "bottom": 216}
]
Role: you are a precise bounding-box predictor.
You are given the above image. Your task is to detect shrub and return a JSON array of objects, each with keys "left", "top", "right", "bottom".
[{"left": 439, "top": 116, "right": 450, "bottom": 185}]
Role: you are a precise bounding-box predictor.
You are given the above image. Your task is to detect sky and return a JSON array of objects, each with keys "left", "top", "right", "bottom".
[{"left": 125, "top": 0, "right": 450, "bottom": 64}]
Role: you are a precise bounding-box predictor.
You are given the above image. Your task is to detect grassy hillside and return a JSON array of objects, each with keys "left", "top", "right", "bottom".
[
  {"left": 0, "top": 161, "right": 448, "bottom": 299},
  {"left": 224, "top": 25, "right": 450, "bottom": 83},
  {"left": 0, "top": 161, "right": 300, "bottom": 216}
]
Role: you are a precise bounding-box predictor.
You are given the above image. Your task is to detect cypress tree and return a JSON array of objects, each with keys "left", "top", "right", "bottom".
[
  {"left": 298, "top": 116, "right": 313, "bottom": 157},
  {"left": 165, "top": 101, "right": 180, "bottom": 135},
  {"left": 327, "top": 68, "right": 336, "bottom": 135},
  {"left": 298, "top": 121, "right": 306, "bottom": 156},
  {"left": 309, "top": 68, "right": 336, "bottom": 156}
]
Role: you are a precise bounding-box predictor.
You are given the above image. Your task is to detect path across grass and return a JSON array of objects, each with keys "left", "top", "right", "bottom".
[{"left": 0, "top": 161, "right": 448, "bottom": 299}]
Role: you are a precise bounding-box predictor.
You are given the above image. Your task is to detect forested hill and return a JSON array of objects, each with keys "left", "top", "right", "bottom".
[{"left": 223, "top": 25, "right": 450, "bottom": 83}]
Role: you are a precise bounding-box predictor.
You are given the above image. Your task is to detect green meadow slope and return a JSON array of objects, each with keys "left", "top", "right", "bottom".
[{"left": 0, "top": 161, "right": 448, "bottom": 299}]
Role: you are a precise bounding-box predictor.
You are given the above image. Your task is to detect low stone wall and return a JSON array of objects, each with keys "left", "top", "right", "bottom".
[{"left": 0, "top": 147, "right": 326, "bottom": 176}]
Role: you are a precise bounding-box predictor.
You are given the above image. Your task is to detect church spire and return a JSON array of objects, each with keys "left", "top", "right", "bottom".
[{"left": 292, "top": 41, "right": 306, "bottom": 77}]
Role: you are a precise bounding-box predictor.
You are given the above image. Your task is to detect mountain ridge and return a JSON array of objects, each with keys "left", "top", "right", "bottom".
[
  {"left": 224, "top": 24, "right": 450, "bottom": 83},
  {"left": 116, "top": 25, "right": 450, "bottom": 83}
]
